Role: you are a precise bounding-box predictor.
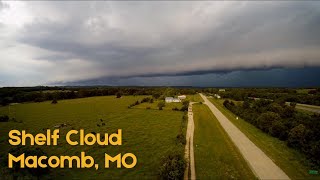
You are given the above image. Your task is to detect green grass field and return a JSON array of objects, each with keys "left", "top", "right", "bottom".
[
  {"left": 193, "top": 103, "right": 256, "bottom": 179},
  {"left": 0, "top": 96, "right": 185, "bottom": 179},
  {"left": 186, "top": 94, "right": 203, "bottom": 102},
  {"left": 296, "top": 89, "right": 314, "bottom": 94},
  {"left": 209, "top": 98, "right": 318, "bottom": 179}
]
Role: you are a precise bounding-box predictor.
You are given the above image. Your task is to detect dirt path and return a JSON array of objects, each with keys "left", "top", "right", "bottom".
[
  {"left": 199, "top": 93, "right": 290, "bottom": 180},
  {"left": 184, "top": 102, "right": 196, "bottom": 180}
]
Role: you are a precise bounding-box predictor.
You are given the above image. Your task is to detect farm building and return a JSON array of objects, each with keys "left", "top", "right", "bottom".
[
  {"left": 165, "top": 97, "right": 181, "bottom": 103},
  {"left": 214, "top": 94, "right": 221, "bottom": 99},
  {"left": 178, "top": 95, "right": 186, "bottom": 100},
  {"left": 219, "top": 89, "right": 226, "bottom": 92}
]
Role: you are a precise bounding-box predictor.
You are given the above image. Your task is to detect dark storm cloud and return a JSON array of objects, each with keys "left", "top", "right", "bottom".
[
  {"left": 64, "top": 67, "right": 320, "bottom": 88},
  {"left": 1, "top": 1, "right": 320, "bottom": 86}
]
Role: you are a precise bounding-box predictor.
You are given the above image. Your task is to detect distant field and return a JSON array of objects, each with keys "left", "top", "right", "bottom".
[
  {"left": 193, "top": 104, "right": 256, "bottom": 179},
  {"left": 209, "top": 98, "right": 317, "bottom": 179},
  {"left": 186, "top": 94, "right": 203, "bottom": 102},
  {"left": 0, "top": 96, "right": 184, "bottom": 179},
  {"left": 296, "top": 89, "right": 314, "bottom": 94}
]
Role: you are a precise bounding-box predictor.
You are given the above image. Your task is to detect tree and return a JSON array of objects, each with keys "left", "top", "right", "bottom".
[
  {"left": 242, "top": 100, "right": 250, "bottom": 109},
  {"left": 157, "top": 101, "right": 165, "bottom": 110},
  {"left": 269, "top": 120, "right": 288, "bottom": 140},
  {"left": 51, "top": 99, "right": 58, "bottom": 104},
  {"left": 257, "top": 112, "right": 281, "bottom": 133},
  {"left": 152, "top": 93, "right": 160, "bottom": 99},
  {"left": 287, "top": 124, "right": 307, "bottom": 149},
  {"left": 0, "top": 115, "right": 9, "bottom": 122},
  {"left": 223, "top": 100, "right": 230, "bottom": 107},
  {"left": 289, "top": 102, "right": 297, "bottom": 108}
]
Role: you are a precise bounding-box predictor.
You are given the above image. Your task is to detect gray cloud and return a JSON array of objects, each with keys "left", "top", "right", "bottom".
[
  {"left": 0, "top": 1, "right": 9, "bottom": 11},
  {"left": 1, "top": 1, "right": 320, "bottom": 86}
]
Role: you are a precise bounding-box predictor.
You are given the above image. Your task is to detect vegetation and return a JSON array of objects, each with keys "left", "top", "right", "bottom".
[
  {"left": 185, "top": 94, "right": 203, "bottom": 102},
  {"left": 0, "top": 96, "right": 185, "bottom": 179},
  {"left": 159, "top": 152, "right": 186, "bottom": 180},
  {"left": 210, "top": 98, "right": 319, "bottom": 179},
  {"left": 193, "top": 104, "right": 256, "bottom": 179},
  {"left": 0, "top": 86, "right": 199, "bottom": 106},
  {"left": 0, "top": 115, "right": 9, "bottom": 122},
  {"left": 203, "top": 88, "right": 320, "bottom": 106},
  {"left": 223, "top": 99, "right": 320, "bottom": 167},
  {"left": 51, "top": 99, "right": 58, "bottom": 104},
  {"left": 157, "top": 101, "right": 165, "bottom": 110}
]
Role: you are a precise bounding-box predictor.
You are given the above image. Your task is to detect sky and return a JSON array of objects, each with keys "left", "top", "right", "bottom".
[{"left": 0, "top": 1, "right": 320, "bottom": 87}]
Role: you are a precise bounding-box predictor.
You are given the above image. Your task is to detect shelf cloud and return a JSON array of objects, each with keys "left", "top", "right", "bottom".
[{"left": 0, "top": 1, "right": 320, "bottom": 86}]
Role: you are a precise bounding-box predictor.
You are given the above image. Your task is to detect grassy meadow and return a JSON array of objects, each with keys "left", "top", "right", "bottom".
[
  {"left": 193, "top": 103, "right": 256, "bottom": 179},
  {"left": 209, "top": 98, "right": 318, "bottom": 179},
  {"left": 186, "top": 94, "right": 204, "bottom": 102},
  {"left": 0, "top": 96, "right": 185, "bottom": 179}
]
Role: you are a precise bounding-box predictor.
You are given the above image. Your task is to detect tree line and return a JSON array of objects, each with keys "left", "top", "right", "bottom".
[
  {"left": 223, "top": 99, "right": 320, "bottom": 167},
  {"left": 0, "top": 86, "right": 199, "bottom": 106},
  {"left": 203, "top": 88, "right": 320, "bottom": 106}
]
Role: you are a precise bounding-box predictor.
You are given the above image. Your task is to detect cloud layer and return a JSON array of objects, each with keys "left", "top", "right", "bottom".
[{"left": 0, "top": 1, "right": 320, "bottom": 86}]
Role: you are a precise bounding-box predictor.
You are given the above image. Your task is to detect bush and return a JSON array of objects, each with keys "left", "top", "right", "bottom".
[
  {"left": 257, "top": 112, "right": 281, "bottom": 133},
  {"left": 116, "top": 92, "right": 121, "bottom": 98},
  {"left": 172, "top": 107, "right": 179, "bottom": 111},
  {"left": 269, "top": 120, "right": 288, "bottom": 140},
  {"left": 51, "top": 99, "right": 58, "bottom": 104},
  {"left": 176, "top": 133, "right": 186, "bottom": 145},
  {"left": 0, "top": 115, "right": 9, "bottom": 122},
  {"left": 158, "top": 101, "right": 165, "bottom": 110},
  {"left": 159, "top": 153, "right": 186, "bottom": 180},
  {"left": 287, "top": 124, "right": 307, "bottom": 149},
  {"left": 146, "top": 106, "right": 151, "bottom": 109},
  {"left": 223, "top": 100, "right": 230, "bottom": 107},
  {"left": 180, "top": 105, "right": 188, "bottom": 111}
]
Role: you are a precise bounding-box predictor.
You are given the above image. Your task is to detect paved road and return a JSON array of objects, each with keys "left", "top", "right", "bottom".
[
  {"left": 184, "top": 102, "right": 196, "bottom": 180},
  {"left": 289, "top": 103, "right": 320, "bottom": 114},
  {"left": 199, "top": 93, "right": 290, "bottom": 180}
]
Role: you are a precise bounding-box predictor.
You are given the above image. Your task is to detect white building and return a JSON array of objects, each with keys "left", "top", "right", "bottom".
[
  {"left": 219, "top": 89, "right": 226, "bottom": 92},
  {"left": 214, "top": 94, "right": 221, "bottom": 99},
  {"left": 165, "top": 97, "right": 181, "bottom": 103},
  {"left": 178, "top": 95, "right": 186, "bottom": 100},
  {"left": 165, "top": 97, "right": 173, "bottom": 103}
]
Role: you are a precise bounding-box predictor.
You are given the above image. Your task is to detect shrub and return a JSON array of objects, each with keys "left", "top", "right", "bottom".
[
  {"left": 0, "top": 115, "right": 9, "bottom": 122},
  {"left": 257, "top": 112, "right": 281, "bottom": 133},
  {"left": 180, "top": 105, "right": 188, "bottom": 111},
  {"left": 269, "top": 120, "right": 288, "bottom": 140},
  {"left": 176, "top": 133, "right": 186, "bottom": 145},
  {"left": 158, "top": 101, "right": 165, "bottom": 110},
  {"left": 223, "top": 100, "right": 230, "bottom": 107},
  {"left": 159, "top": 152, "right": 186, "bottom": 180},
  {"left": 172, "top": 107, "right": 179, "bottom": 111},
  {"left": 287, "top": 124, "right": 307, "bottom": 149},
  {"left": 116, "top": 92, "right": 121, "bottom": 98},
  {"left": 146, "top": 106, "right": 151, "bottom": 109},
  {"left": 51, "top": 99, "right": 58, "bottom": 104}
]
